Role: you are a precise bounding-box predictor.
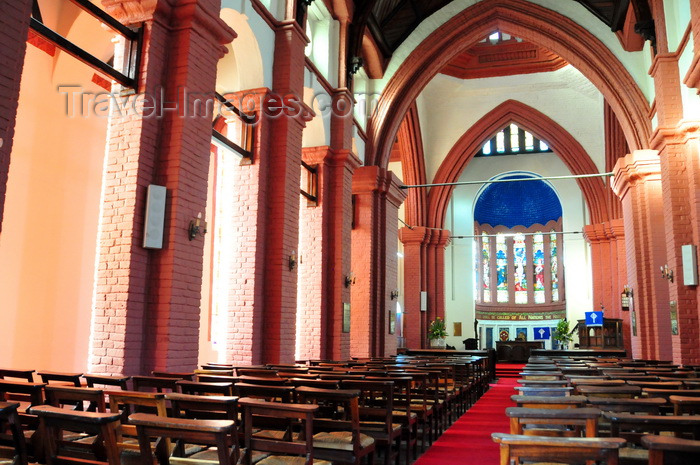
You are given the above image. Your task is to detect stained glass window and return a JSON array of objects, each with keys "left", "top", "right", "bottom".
[
  {"left": 482, "top": 234, "right": 491, "bottom": 302},
  {"left": 533, "top": 233, "right": 545, "bottom": 303},
  {"left": 496, "top": 234, "right": 508, "bottom": 303},
  {"left": 551, "top": 231, "right": 559, "bottom": 301},
  {"left": 513, "top": 233, "right": 528, "bottom": 304}
]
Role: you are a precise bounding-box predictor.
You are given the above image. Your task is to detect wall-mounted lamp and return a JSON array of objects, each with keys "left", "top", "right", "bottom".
[
  {"left": 289, "top": 250, "right": 297, "bottom": 271},
  {"left": 660, "top": 264, "right": 674, "bottom": 282},
  {"left": 390, "top": 290, "right": 400, "bottom": 300},
  {"left": 344, "top": 273, "right": 356, "bottom": 288},
  {"left": 188, "top": 213, "right": 207, "bottom": 241}
]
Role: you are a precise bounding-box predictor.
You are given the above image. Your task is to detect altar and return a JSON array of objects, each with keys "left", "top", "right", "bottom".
[{"left": 496, "top": 340, "right": 544, "bottom": 362}]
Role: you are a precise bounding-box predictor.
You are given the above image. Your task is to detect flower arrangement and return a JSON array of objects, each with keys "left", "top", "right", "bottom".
[
  {"left": 427, "top": 317, "right": 448, "bottom": 340},
  {"left": 552, "top": 319, "right": 574, "bottom": 347}
]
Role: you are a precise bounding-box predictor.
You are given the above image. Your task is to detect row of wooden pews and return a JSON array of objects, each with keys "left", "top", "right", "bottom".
[
  {"left": 491, "top": 356, "right": 700, "bottom": 464},
  {"left": 0, "top": 354, "right": 489, "bottom": 465}
]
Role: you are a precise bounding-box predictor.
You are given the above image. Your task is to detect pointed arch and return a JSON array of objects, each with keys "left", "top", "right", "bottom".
[
  {"left": 366, "top": 0, "right": 650, "bottom": 169},
  {"left": 396, "top": 103, "right": 427, "bottom": 226},
  {"left": 426, "top": 99, "right": 609, "bottom": 228}
]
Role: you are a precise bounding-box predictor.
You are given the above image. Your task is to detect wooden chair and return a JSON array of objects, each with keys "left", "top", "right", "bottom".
[
  {"left": 106, "top": 390, "right": 168, "bottom": 455},
  {"left": 642, "top": 434, "right": 700, "bottom": 465},
  {"left": 129, "top": 413, "right": 238, "bottom": 465},
  {"left": 491, "top": 433, "right": 625, "bottom": 465},
  {"left": 513, "top": 386, "right": 574, "bottom": 397},
  {"left": 37, "top": 372, "right": 83, "bottom": 387},
  {"left": 176, "top": 380, "right": 234, "bottom": 397},
  {"left": 670, "top": 395, "right": 700, "bottom": 416},
  {"left": 0, "top": 380, "right": 46, "bottom": 461},
  {"left": 506, "top": 407, "right": 601, "bottom": 438},
  {"left": 587, "top": 397, "right": 666, "bottom": 414},
  {"left": 83, "top": 374, "right": 130, "bottom": 391},
  {"left": 340, "top": 380, "right": 400, "bottom": 465},
  {"left": 296, "top": 386, "right": 375, "bottom": 465},
  {"left": 367, "top": 376, "right": 416, "bottom": 465},
  {"left": 28, "top": 405, "right": 121, "bottom": 465},
  {"left": 0, "top": 370, "right": 34, "bottom": 383},
  {"left": 151, "top": 371, "right": 194, "bottom": 381},
  {"left": 0, "top": 402, "right": 28, "bottom": 465},
  {"left": 576, "top": 385, "right": 641, "bottom": 398},
  {"left": 604, "top": 412, "right": 700, "bottom": 442},
  {"left": 131, "top": 376, "right": 179, "bottom": 393},
  {"left": 510, "top": 395, "right": 587, "bottom": 409},
  {"left": 238, "top": 397, "right": 330, "bottom": 465},
  {"left": 44, "top": 386, "right": 107, "bottom": 413}
]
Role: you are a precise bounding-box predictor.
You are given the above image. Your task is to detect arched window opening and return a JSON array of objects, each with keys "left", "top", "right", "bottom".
[
  {"left": 479, "top": 123, "right": 552, "bottom": 157},
  {"left": 473, "top": 173, "right": 565, "bottom": 313}
]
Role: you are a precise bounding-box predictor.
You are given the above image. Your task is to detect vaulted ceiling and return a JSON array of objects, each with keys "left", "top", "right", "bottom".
[{"left": 357, "top": 0, "right": 654, "bottom": 63}]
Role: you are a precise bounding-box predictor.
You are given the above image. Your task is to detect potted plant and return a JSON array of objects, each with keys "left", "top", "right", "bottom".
[
  {"left": 552, "top": 319, "right": 574, "bottom": 350},
  {"left": 427, "top": 317, "right": 448, "bottom": 349}
]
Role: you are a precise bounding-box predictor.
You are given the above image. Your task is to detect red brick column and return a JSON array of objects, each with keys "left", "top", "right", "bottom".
[
  {"left": 612, "top": 151, "right": 672, "bottom": 361},
  {"left": 260, "top": 19, "right": 309, "bottom": 364},
  {"left": 648, "top": 5, "right": 700, "bottom": 364},
  {"left": 0, "top": 0, "right": 32, "bottom": 233},
  {"left": 399, "top": 226, "right": 427, "bottom": 349},
  {"left": 351, "top": 166, "right": 406, "bottom": 357},
  {"left": 682, "top": 0, "right": 700, "bottom": 90},
  {"left": 297, "top": 146, "right": 360, "bottom": 361},
  {"left": 428, "top": 230, "right": 450, "bottom": 323},
  {"left": 584, "top": 220, "right": 630, "bottom": 354},
  {"left": 91, "top": 0, "right": 235, "bottom": 374}
]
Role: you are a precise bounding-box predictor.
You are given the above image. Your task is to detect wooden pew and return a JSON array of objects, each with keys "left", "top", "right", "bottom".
[
  {"left": 510, "top": 395, "right": 587, "bottom": 409},
  {"left": 491, "top": 433, "right": 625, "bottom": 465},
  {"left": 29, "top": 405, "right": 121, "bottom": 465},
  {"left": 129, "top": 413, "right": 237, "bottom": 465},
  {"left": 0, "top": 402, "right": 28, "bottom": 465},
  {"left": 642, "top": 435, "right": 700, "bottom": 465},
  {"left": 505, "top": 407, "right": 601, "bottom": 437}
]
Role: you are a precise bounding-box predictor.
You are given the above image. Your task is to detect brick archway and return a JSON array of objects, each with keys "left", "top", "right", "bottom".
[
  {"left": 366, "top": 0, "right": 650, "bottom": 169},
  {"left": 426, "top": 99, "right": 609, "bottom": 228}
]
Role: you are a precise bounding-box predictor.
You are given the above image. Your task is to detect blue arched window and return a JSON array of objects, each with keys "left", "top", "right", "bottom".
[{"left": 474, "top": 173, "right": 565, "bottom": 307}]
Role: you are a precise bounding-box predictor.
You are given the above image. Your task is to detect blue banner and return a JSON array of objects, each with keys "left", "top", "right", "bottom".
[
  {"left": 585, "top": 311, "right": 604, "bottom": 327},
  {"left": 533, "top": 327, "right": 551, "bottom": 340}
]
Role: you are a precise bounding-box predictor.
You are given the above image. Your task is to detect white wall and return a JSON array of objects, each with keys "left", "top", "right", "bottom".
[{"left": 417, "top": 66, "right": 605, "bottom": 183}]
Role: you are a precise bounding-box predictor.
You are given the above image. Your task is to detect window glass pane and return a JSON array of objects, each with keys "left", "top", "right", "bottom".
[
  {"left": 540, "top": 140, "right": 549, "bottom": 151},
  {"left": 496, "top": 234, "right": 508, "bottom": 302},
  {"left": 514, "top": 233, "right": 528, "bottom": 303},
  {"left": 482, "top": 140, "right": 492, "bottom": 155},
  {"left": 525, "top": 132, "right": 534, "bottom": 151},
  {"left": 482, "top": 234, "right": 491, "bottom": 302},
  {"left": 510, "top": 124, "right": 520, "bottom": 152},
  {"left": 496, "top": 131, "right": 505, "bottom": 153},
  {"left": 551, "top": 231, "right": 559, "bottom": 301},
  {"left": 533, "top": 233, "right": 545, "bottom": 303}
]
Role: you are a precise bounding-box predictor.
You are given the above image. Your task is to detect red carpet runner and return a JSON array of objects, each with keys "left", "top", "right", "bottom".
[{"left": 414, "top": 376, "right": 519, "bottom": 465}]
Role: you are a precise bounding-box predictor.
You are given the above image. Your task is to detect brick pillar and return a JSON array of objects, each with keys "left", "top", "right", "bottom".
[
  {"left": 399, "top": 226, "right": 427, "bottom": 349},
  {"left": 297, "top": 146, "right": 360, "bottom": 361},
  {"left": 648, "top": 8, "right": 700, "bottom": 364},
  {"left": 0, "top": 0, "right": 32, "bottom": 233},
  {"left": 91, "top": 0, "right": 235, "bottom": 374},
  {"left": 683, "top": 0, "right": 700, "bottom": 90},
  {"left": 261, "top": 19, "right": 309, "bottom": 364},
  {"left": 653, "top": 129, "right": 700, "bottom": 365},
  {"left": 612, "top": 151, "right": 672, "bottom": 361},
  {"left": 428, "top": 230, "right": 450, "bottom": 323},
  {"left": 584, "top": 220, "right": 630, "bottom": 354},
  {"left": 351, "top": 166, "right": 406, "bottom": 357}
]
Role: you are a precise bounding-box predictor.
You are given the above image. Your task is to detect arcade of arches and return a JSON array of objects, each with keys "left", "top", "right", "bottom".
[{"left": 1, "top": 0, "right": 699, "bottom": 374}]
